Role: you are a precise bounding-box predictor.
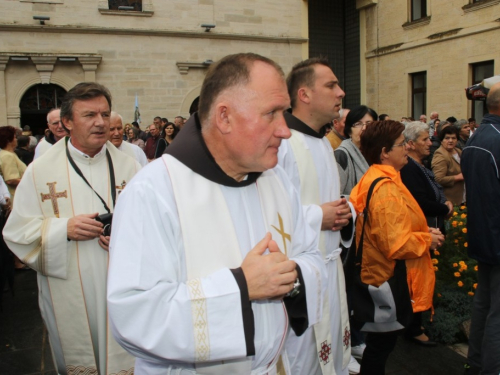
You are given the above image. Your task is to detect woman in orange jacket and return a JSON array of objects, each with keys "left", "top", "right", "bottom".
[{"left": 349, "top": 120, "right": 444, "bottom": 374}]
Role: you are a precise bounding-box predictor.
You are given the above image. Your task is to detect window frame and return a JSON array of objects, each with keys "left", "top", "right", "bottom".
[{"left": 411, "top": 71, "right": 427, "bottom": 121}]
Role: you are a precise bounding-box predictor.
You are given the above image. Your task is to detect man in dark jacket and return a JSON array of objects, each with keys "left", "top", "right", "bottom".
[
  {"left": 462, "top": 82, "right": 500, "bottom": 375},
  {"left": 144, "top": 123, "right": 167, "bottom": 161}
]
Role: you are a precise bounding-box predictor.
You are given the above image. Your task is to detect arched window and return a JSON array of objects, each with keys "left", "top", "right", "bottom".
[{"left": 20, "top": 84, "right": 66, "bottom": 136}]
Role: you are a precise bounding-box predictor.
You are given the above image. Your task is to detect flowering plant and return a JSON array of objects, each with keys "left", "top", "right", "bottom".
[
  {"left": 432, "top": 205, "right": 477, "bottom": 296},
  {"left": 424, "top": 205, "right": 477, "bottom": 344}
]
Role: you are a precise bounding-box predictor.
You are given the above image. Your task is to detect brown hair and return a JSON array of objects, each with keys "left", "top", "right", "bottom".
[
  {"left": 60, "top": 82, "right": 112, "bottom": 123},
  {"left": 0, "top": 126, "right": 17, "bottom": 149},
  {"left": 197, "top": 53, "right": 284, "bottom": 125},
  {"left": 286, "top": 57, "right": 330, "bottom": 109},
  {"left": 360, "top": 120, "right": 405, "bottom": 165}
]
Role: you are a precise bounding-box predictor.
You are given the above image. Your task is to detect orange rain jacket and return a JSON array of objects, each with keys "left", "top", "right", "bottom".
[{"left": 350, "top": 164, "right": 435, "bottom": 313}]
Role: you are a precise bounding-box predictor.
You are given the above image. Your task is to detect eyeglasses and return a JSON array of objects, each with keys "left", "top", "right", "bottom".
[
  {"left": 352, "top": 121, "right": 372, "bottom": 128},
  {"left": 392, "top": 140, "right": 408, "bottom": 148}
]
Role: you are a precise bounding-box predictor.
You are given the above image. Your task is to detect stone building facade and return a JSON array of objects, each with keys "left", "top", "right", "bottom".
[
  {"left": 357, "top": 0, "right": 500, "bottom": 123},
  {"left": 0, "top": 0, "right": 309, "bottom": 131}
]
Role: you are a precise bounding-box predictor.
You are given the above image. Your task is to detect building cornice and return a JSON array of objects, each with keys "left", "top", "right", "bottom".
[
  {"left": 366, "top": 22, "right": 500, "bottom": 58},
  {"left": 0, "top": 24, "right": 308, "bottom": 44}
]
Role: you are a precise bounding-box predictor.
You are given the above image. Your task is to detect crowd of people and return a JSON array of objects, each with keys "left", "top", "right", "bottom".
[{"left": 0, "top": 53, "right": 498, "bottom": 375}]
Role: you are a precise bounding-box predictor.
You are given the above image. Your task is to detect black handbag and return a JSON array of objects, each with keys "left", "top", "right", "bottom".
[{"left": 346, "top": 177, "right": 413, "bottom": 333}]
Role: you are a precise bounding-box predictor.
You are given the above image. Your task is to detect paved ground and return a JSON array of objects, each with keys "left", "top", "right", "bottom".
[{"left": 0, "top": 270, "right": 467, "bottom": 375}]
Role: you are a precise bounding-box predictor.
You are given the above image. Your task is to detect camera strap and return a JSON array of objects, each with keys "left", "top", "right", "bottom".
[{"left": 65, "top": 138, "right": 116, "bottom": 214}]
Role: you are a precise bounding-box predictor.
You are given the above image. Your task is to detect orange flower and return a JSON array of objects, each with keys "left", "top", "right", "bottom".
[
  {"left": 461, "top": 213, "right": 467, "bottom": 219},
  {"left": 462, "top": 228, "right": 468, "bottom": 233},
  {"left": 453, "top": 263, "right": 458, "bottom": 267},
  {"left": 434, "top": 250, "right": 440, "bottom": 256},
  {"left": 474, "top": 265, "right": 478, "bottom": 271},
  {"left": 433, "top": 266, "right": 438, "bottom": 271},
  {"left": 452, "top": 221, "right": 458, "bottom": 227},
  {"left": 468, "top": 291, "right": 474, "bottom": 296},
  {"left": 454, "top": 240, "right": 459, "bottom": 244},
  {"left": 459, "top": 261, "right": 465, "bottom": 265},
  {"left": 473, "top": 283, "right": 478, "bottom": 289},
  {"left": 453, "top": 212, "right": 458, "bottom": 216},
  {"left": 464, "top": 242, "right": 468, "bottom": 248},
  {"left": 458, "top": 281, "right": 464, "bottom": 287},
  {"left": 460, "top": 206, "right": 466, "bottom": 210},
  {"left": 454, "top": 272, "right": 461, "bottom": 277},
  {"left": 432, "top": 258, "right": 439, "bottom": 265},
  {"left": 459, "top": 222, "right": 464, "bottom": 226},
  {"left": 437, "top": 293, "right": 442, "bottom": 297}
]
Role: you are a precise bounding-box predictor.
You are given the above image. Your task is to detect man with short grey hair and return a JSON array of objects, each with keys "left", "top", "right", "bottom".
[
  {"left": 327, "top": 108, "right": 350, "bottom": 150},
  {"left": 109, "top": 112, "right": 147, "bottom": 167},
  {"left": 34, "top": 108, "right": 67, "bottom": 159},
  {"left": 108, "top": 53, "right": 326, "bottom": 374}
]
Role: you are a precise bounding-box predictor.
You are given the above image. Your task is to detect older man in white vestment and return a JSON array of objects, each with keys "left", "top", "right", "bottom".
[
  {"left": 109, "top": 111, "right": 148, "bottom": 167},
  {"left": 34, "top": 108, "right": 67, "bottom": 160},
  {"left": 3, "top": 82, "right": 139, "bottom": 375},
  {"left": 107, "top": 53, "right": 327, "bottom": 375},
  {"left": 278, "top": 58, "right": 357, "bottom": 375}
]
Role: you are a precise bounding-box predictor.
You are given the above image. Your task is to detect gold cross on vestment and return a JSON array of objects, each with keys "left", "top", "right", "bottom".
[
  {"left": 271, "top": 213, "right": 291, "bottom": 254},
  {"left": 40, "top": 182, "right": 68, "bottom": 218},
  {"left": 116, "top": 180, "right": 127, "bottom": 195}
]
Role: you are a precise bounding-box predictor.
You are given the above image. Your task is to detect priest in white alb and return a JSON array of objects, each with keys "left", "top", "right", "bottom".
[
  {"left": 3, "top": 82, "right": 139, "bottom": 375},
  {"left": 107, "top": 53, "right": 327, "bottom": 375},
  {"left": 278, "top": 58, "right": 357, "bottom": 375}
]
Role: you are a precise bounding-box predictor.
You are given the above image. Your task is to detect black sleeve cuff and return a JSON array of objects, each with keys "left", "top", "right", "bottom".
[
  {"left": 230, "top": 267, "right": 255, "bottom": 356},
  {"left": 340, "top": 216, "right": 354, "bottom": 242},
  {"left": 283, "top": 265, "right": 309, "bottom": 336}
]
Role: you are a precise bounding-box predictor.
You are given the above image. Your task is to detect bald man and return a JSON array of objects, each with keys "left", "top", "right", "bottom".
[
  {"left": 462, "top": 82, "right": 500, "bottom": 375},
  {"left": 109, "top": 112, "right": 148, "bottom": 167}
]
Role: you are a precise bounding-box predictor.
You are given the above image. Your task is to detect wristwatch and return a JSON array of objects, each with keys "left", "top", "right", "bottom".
[{"left": 285, "top": 278, "right": 301, "bottom": 298}]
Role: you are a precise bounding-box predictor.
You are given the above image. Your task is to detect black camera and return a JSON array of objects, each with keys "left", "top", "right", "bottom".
[{"left": 95, "top": 213, "right": 113, "bottom": 237}]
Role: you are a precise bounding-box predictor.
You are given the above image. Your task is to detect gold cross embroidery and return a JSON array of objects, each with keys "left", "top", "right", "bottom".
[
  {"left": 40, "top": 182, "right": 68, "bottom": 218},
  {"left": 116, "top": 180, "right": 127, "bottom": 195},
  {"left": 271, "top": 213, "right": 291, "bottom": 254}
]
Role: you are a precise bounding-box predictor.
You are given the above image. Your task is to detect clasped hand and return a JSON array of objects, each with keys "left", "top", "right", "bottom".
[
  {"left": 429, "top": 227, "right": 445, "bottom": 250},
  {"left": 321, "top": 198, "right": 352, "bottom": 231},
  {"left": 241, "top": 233, "right": 297, "bottom": 301},
  {"left": 67, "top": 213, "right": 110, "bottom": 251}
]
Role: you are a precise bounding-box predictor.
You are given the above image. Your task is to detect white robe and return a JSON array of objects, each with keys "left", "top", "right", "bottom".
[
  {"left": 117, "top": 141, "right": 148, "bottom": 167},
  {"left": 34, "top": 137, "right": 54, "bottom": 160},
  {"left": 3, "top": 139, "right": 140, "bottom": 375},
  {"left": 278, "top": 131, "right": 355, "bottom": 375},
  {"left": 107, "top": 156, "right": 327, "bottom": 375}
]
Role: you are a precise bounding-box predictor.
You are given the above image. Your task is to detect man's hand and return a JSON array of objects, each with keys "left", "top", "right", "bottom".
[
  {"left": 241, "top": 233, "right": 297, "bottom": 301},
  {"left": 67, "top": 213, "right": 103, "bottom": 241},
  {"left": 320, "top": 198, "right": 352, "bottom": 231},
  {"left": 98, "top": 235, "right": 110, "bottom": 251}
]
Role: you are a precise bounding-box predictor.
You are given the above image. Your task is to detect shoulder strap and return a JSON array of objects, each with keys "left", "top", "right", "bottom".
[
  {"left": 355, "top": 176, "right": 390, "bottom": 263},
  {"left": 65, "top": 138, "right": 116, "bottom": 213}
]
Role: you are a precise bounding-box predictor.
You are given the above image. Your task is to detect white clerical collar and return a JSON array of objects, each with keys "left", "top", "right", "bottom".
[{"left": 68, "top": 138, "right": 107, "bottom": 162}]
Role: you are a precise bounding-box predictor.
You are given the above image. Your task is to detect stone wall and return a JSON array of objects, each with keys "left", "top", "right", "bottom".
[
  {"left": 358, "top": 0, "right": 500, "bottom": 120},
  {"left": 0, "top": 0, "right": 307, "bottom": 127}
]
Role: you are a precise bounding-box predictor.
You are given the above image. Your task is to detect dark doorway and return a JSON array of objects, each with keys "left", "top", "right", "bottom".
[
  {"left": 20, "top": 84, "right": 66, "bottom": 137},
  {"left": 308, "top": 0, "right": 361, "bottom": 109}
]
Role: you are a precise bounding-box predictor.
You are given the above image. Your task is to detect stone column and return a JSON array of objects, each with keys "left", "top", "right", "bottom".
[
  {"left": 0, "top": 56, "right": 8, "bottom": 125},
  {"left": 78, "top": 56, "right": 102, "bottom": 82},
  {"left": 31, "top": 56, "right": 57, "bottom": 84}
]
